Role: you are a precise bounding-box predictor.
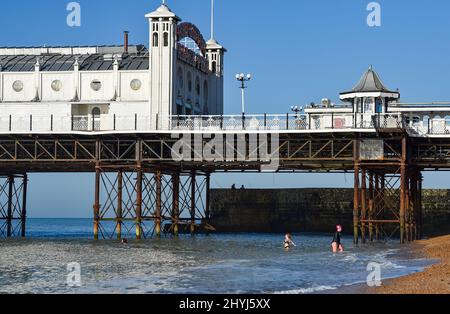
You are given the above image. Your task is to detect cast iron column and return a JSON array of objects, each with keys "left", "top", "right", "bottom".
[
  {"left": 155, "top": 171, "right": 162, "bottom": 237},
  {"left": 21, "top": 174, "right": 28, "bottom": 238},
  {"left": 93, "top": 165, "right": 101, "bottom": 240}
]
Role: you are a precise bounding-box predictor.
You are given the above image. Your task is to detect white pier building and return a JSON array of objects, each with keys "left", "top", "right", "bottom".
[
  {"left": 0, "top": 3, "right": 449, "bottom": 137},
  {"left": 0, "top": 3, "right": 225, "bottom": 131}
]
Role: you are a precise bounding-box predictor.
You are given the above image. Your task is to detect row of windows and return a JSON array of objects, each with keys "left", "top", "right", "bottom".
[
  {"left": 10, "top": 79, "right": 143, "bottom": 93},
  {"left": 152, "top": 22, "right": 169, "bottom": 32},
  {"left": 152, "top": 32, "right": 169, "bottom": 47},
  {"left": 177, "top": 68, "right": 208, "bottom": 105}
]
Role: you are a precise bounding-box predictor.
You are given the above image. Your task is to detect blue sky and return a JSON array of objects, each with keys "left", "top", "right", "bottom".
[{"left": 1, "top": 0, "right": 450, "bottom": 217}]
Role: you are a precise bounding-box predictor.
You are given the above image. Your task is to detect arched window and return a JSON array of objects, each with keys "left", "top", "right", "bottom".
[
  {"left": 203, "top": 81, "right": 208, "bottom": 107},
  {"left": 195, "top": 77, "right": 200, "bottom": 96},
  {"left": 187, "top": 72, "right": 192, "bottom": 93},
  {"left": 163, "top": 32, "right": 169, "bottom": 47},
  {"left": 212, "top": 61, "right": 217, "bottom": 74},
  {"left": 177, "top": 67, "right": 184, "bottom": 97},
  {"left": 152, "top": 32, "right": 159, "bottom": 47},
  {"left": 177, "top": 68, "right": 184, "bottom": 88},
  {"left": 92, "top": 107, "right": 101, "bottom": 116}
]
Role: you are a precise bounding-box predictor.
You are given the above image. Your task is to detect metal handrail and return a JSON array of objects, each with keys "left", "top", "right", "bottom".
[{"left": 0, "top": 112, "right": 441, "bottom": 134}]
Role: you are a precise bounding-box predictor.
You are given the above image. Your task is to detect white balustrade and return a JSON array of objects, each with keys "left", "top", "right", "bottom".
[{"left": 1, "top": 112, "right": 445, "bottom": 136}]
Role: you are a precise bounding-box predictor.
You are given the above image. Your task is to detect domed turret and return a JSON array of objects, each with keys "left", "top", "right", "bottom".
[{"left": 340, "top": 66, "right": 400, "bottom": 114}]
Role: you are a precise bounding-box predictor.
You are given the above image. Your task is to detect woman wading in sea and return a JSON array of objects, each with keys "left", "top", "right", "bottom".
[
  {"left": 284, "top": 233, "right": 297, "bottom": 250},
  {"left": 331, "top": 225, "right": 344, "bottom": 253}
]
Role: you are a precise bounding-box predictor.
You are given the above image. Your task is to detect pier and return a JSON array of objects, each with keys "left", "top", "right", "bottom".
[
  {"left": 0, "top": 110, "right": 450, "bottom": 244},
  {"left": 1, "top": 3, "right": 450, "bottom": 244}
]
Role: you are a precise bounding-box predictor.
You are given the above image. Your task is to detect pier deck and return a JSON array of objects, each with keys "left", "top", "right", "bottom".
[{"left": 1, "top": 112, "right": 450, "bottom": 243}]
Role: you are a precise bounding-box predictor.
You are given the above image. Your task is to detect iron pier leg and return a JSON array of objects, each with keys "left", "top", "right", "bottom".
[
  {"left": 418, "top": 172, "right": 423, "bottom": 240},
  {"left": 368, "top": 172, "right": 374, "bottom": 242},
  {"left": 21, "top": 174, "right": 28, "bottom": 238},
  {"left": 136, "top": 166, "right": 143, "bottom": 240},
  {"left": 400, "top": 137, "right": 407, "bottom": 244},
  {"left": 380, "top": 173, "right": 386, "bottom": 240},
  {"left": 412, "top": 168, "right": 421, "bottom": 241},
  {"left": 410, "top": 169, "right": 416, "bottom": 242},
  {"left": 191, "top": 171, "right": 196, "bottom": 235},
  {"left": 93, "top": 166, "right": 101, "bottom": 240},
  {"left": 406, "top": 169, "right": 412, "bottom": 242},
  {"left": 205, "top": 173, "right": 211, "bottom": 234},
  {"left": 7, "top": 175, "right": 14, "bottom": 237},
  {"left": 353, "top": 164, "right": 360, "bottom": 245},
  {"left": 172, "top": 173, "right": 180, "bottom": 236},
  {"left": 360, "top": 168, "right": 367, "bottom": 244},
  {"left": 155, "top": 171, "right": 162, "bottom": 237},
  {"left": 116, "top": 171, "right": 123, "bottom": 240},
  {"left": 353, "top": 138, "right": 360, "bottom": 245},
  {"left": 370, "top": 174, "right": 382, "bottom": 242},
  {"left": 375, "top": 174, "right": 381, "bottom": 241}
]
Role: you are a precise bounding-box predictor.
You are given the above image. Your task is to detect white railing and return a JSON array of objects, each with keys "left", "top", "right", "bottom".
[
  {"left": 406, "top": 118, "right": 450, "bottom": 136},
  {"left": 0, "top": 113, "right": 407, "bottom": 133},
  {"left": 170, "top": 113, "right": 403, "bottom": 131}
]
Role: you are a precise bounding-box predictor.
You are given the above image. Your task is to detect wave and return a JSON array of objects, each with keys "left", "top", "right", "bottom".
[{"left": 275, "top": 285, "right": 338, "bottom": 294}]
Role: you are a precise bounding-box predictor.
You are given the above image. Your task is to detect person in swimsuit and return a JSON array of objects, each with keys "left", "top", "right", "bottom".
[
  {"left": 331, "top": 225, "right": 344, "bottom": 253},
  {"left": 284, "top": 233, "right": 296, "bottom": 250}
]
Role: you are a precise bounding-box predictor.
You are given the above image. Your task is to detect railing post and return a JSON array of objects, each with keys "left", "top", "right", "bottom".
[
  {"left": 286, "top": 113, "right": 289, "bottom": 130},
  {"left": 9, "top": 115, "right": 12, "bottom": 132},
  {"left": 264, "top": 113, "right": 267, "bottom": 130},
  {"left": 30, "top": 115, "right": 33, "bottom": 132},
  {"left": 135, "top": 113, "right": 138, "bottom": 131},
  {"left": 156, "top": 113, "right": 159, "bottom": 131},
  {"left": 50, "top": 114, "right": 53, "bottom": 132},
  {"left": 331, "top": 113, "right": 334, "bottom": 129},
  {"left": 354, "top": 112, "right": 357, "bottom": 129},
  {"left": 71, "top": 115, "right": 74, "bottom": 131},
  {"left": 377, "top": 112, "right": 381, "bottom": 129},
  {"left": 309, "top": 114, "right": 312, "bottom": 130},
  {"left": 242, "top": 113, "right": 245, "bottom": 130},
  {"left": 113, "top": 114, "right": 116, "bottom": 131},
  {"left": 177, "top": 115, "right": 180, "bottom": 129},
  {"left": 92, "top": 114, "right": 95, "bottom": 131}
]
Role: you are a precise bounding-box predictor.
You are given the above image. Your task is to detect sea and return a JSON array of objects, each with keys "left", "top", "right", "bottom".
[{"left": 0, "top": 218, "right": 433, "bottom": 294}]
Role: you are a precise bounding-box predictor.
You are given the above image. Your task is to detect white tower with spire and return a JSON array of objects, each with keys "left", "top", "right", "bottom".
[
  {"left": 206, "top": 0, "right": 226, "bottom": 115},
  {"left": 146, "top": 2, "right": 180, "bottom": 126}
]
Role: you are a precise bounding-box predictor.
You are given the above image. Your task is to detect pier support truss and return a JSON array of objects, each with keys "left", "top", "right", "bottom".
[
  {"left": 0, "top": 174, "right": 28, "bottom": 238},
  {"left": 93, "top": 164, "right": 213, "bottom": 240},
  {"left": 353, "top": 136, "right": 423, "bottom": 244}
]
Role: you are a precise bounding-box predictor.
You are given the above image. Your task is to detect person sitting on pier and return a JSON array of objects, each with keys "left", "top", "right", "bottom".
[
  {"left": 331, "top": 225, "right": 344, "bottom": 253},
  {"left": 284, "top": 233, "right": 297, "bottom": 250}
]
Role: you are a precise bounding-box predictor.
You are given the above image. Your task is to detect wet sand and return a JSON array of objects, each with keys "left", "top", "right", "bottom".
[{"left": 368, "top": 235, "right": 450, "bottom": 294}]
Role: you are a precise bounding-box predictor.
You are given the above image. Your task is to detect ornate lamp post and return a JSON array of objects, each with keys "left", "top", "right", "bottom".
[
  {"left": 236, "top": 73, "right": 252, "bottom": 115},
  {"left": 291, "top": 105, "right": 303, "bottom": 117}
]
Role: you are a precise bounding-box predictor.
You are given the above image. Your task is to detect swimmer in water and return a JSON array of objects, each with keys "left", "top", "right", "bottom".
[
  {"left": 284, "top": 233, "right": 297, "bottom": 250},
  {"left": 331, "top": 225, "right": 344, "bottom": 253}
]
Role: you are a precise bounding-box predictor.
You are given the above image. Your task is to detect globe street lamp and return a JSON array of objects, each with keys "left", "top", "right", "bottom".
[
  {"left": 236, "top": 73, "right": 252, "bottom": 115},
  {"left": 290, "top": 105, "right": 303, "bottom": 117},
  {"left": 291, "top": 105, "right": 304, "bottom": 129}
]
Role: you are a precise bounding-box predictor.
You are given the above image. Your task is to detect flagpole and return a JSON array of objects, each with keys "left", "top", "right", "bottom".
[{"left": 211, "top": 0, "right": 215, "bottom": 39}]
